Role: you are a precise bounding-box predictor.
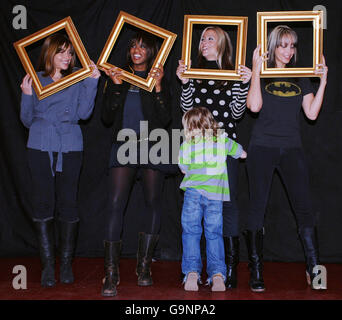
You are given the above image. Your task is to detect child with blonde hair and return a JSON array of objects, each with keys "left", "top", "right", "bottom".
[{"left": 178, "top": 107, "right": 247, "bottom": 291}]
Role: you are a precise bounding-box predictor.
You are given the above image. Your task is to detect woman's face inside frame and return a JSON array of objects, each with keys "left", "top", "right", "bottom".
[
  {"left": 52, "top": 44, "right": 73, "bottom": 73},
  {"left": 129, "top": 39, "right": 149, "bottom": 70},
  {"left": 274, "top": 34, "right": 296, "bottom": 68},
  {"left": 199, "top": 29, "right": 219, "bottom": 61}
]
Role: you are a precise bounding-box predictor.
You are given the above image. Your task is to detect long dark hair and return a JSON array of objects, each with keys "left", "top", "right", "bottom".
[
  {"left": 37, "top": 33, "right": 75, "bottom": 77},
  {"left": 126, "top": 30, "right": 159, "bottom": 71}
]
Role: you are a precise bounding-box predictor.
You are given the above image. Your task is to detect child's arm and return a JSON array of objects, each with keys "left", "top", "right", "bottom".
[{"left": 225, "top": 137, "right": 246, "bottom": 159}]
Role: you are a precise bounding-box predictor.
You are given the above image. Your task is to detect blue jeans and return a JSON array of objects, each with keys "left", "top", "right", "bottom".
[{"left": 181, "top": 188, "right": 226, "bottom": 282}]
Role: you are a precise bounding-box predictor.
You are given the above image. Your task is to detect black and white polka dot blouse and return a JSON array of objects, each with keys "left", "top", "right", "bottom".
[{"left": 180, "top": 79, "right": 249, "bottom": 140}]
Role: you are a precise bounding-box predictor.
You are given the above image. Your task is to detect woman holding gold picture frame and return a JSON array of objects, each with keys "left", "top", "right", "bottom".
[
  {"left": 20, "top": 33, "right": 100, "bottom": 288},
  {"left": 246, "top": 25, "right": 328, "bottom": 292},
  {"left": 101, "top": 30, "right": 172, "bottom": 297},
  {"left": 176, "top": 25, "right": 252, "bottom": 290}
]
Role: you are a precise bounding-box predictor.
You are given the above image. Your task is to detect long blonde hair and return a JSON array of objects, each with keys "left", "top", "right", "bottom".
[
  {"left": 182, "top": 107, "right": 221, "bottom": 142},
  {"left": 267, "top": 25, "right": 298, "bottom": 68},
  {"left": 198, "top": 26, "right": 234, "bottom": 70}
]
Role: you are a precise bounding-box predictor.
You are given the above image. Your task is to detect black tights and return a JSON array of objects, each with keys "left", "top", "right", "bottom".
[{"left": 105, "top": 167, "right": 165, "bottom": 241}]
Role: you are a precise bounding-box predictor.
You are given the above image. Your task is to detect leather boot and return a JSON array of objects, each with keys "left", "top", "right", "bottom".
[
  {"left": 101, "top": 240, "right": 121, "bottom": 297},
  {"left": 298, "top": 227, "right": 326, "bottom": 290},
  {"left": 224, "top": 236, "right": 239, "bottom": 289},
  {"left": 244, "top": 229, "right": 265, "bottom": 292},
  {"left": 59, "top": 220, "right": 79, "bottom": 284},
  {"left": 136, "top": 232, "right": 159, "bottom": 286},
  {"left": 33, "top": 218, "right": 56, "bottom": 288}
]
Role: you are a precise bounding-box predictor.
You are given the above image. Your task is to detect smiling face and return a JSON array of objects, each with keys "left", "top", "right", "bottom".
[
  {"left": 53, "top": 45, "right": 73, "bottom": 72},
  {"left": 199, "top": 29, "right": 218, "bottom": 61},
  {"left": 274, "top": 35, "right": 296, "bottom": 68},
  {"left": 130, "top": 40, "right": 148, "bottom": 71}
]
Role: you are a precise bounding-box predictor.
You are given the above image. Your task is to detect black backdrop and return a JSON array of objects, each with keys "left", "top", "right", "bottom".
[{"left": 1, "top": 0, "right": 342, "bottom": 263}]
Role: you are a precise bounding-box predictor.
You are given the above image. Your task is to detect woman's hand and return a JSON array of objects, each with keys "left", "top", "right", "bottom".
[
  {"left": 252, "top": 45, "right": 268, "bottom": 75},
  {"left": 20, "top": 74, "right": 32, "bottom": 95},
  {"left": 315, "top": 55, "right": 328, "bottom": 85},
  {"left": 176, "top": 60, "right": 190, "bottom": 85},
  {"left": 238, "top": 65, "right": 252, "bottom": 84},
  {"left": 89, "top": 60, "right": 101, "bottom": 79},
  {"left": 104, "top": 67, "right": 123, "bottom": 84},
  {"left": 149, "top": 64, "right": 164, "bottom": 92}
]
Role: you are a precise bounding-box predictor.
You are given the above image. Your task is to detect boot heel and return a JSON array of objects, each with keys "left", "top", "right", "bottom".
[
  {"left": 102, "top": 240, "right": 121, "bottom": 297},
  {"left": 136, "top": 233, "right": 159, "bottom": 286},
  {"left": 244, "top": 229, "right": 265, "bottom": 293},
  {"left": 306, "top": 271, "right": 311, "bottom": 285},
  {"left": 33, "top": 219, "right": 56, "bottom": 288}
]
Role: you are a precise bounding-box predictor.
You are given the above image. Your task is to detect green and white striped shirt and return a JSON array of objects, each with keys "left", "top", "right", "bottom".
[{"left": 178, "top": 134, "right": 243, "bottom": 201}]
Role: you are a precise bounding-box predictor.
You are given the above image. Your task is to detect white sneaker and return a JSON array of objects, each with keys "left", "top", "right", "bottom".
[
  {"left": 184, "top": 272, "right": 199, "bottom": 291},
  {"left": 211, "top": 273, "right": 226, "bottom": 292}
]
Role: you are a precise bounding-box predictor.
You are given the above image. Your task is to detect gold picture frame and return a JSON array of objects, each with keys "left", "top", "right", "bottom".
[
  {"left": 257, "top": 11, "right": 323, "bottom": 77},
  {"left": 97, "top": 11, "right": 177, "bottom": 92},
  {"left": 14, "top": 16, "right": 93, "bottom": 100},
  {"left": 181, "top": 15, "right": 248, "bottom": 81}
]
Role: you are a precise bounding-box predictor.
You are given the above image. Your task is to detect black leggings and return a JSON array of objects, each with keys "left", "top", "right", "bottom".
[
  {"left": 105, "top": 167, "right": 165, "bottom": 241},
  {"left": 246, "top": 145, "right": 315, "bottom": 231},
  {"left": 27, "top": 148, "right": 82, "bottom": 222}
]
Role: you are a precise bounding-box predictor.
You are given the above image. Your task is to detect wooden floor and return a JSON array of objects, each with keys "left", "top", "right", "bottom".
[{"left": 1, "top": 257, "right": 341, "bottom": 300}]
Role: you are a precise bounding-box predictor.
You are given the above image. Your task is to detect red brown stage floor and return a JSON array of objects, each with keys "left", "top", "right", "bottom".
[{"left": 0, "top": 257, "right": 341, "bottom": 300}]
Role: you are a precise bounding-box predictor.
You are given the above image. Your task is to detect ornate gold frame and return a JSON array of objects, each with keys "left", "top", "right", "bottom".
[
  {"left": 257, "top": 11, "right": 323, "bottom": 77},
  {"left": 97, "top": 11, "right": 177, "bottom": 92},
  {"left": 181, "top": 15, "right": 248, "bottom": 81},
  {"left": 14, "top": 16, "right": 93, "bottom": 100}
]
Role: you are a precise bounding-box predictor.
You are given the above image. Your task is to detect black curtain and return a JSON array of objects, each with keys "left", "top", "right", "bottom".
[{"left": 1, "top": 0, "right": 341, "bottom": 263}]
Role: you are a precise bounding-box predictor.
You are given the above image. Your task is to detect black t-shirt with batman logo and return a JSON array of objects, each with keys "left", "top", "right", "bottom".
[{"left": 250, "top": 77, "right": 313, "bottom": 148}]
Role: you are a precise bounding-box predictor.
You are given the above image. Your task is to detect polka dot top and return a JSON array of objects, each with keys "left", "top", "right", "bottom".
[{"left": 180, "top": 79, "right": 249, "bottom": 140}]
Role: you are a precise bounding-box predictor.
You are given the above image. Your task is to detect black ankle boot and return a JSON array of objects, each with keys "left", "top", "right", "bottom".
[
  {"left": 102, "top": 240, "right": 121, "bottom": 297},
  {"left": 244, "top": 229, "right": 265, "bottom": 292},
  {"left": 224, "top": 236, "right": 239, "bottom": 289},
  {"left": 298, "top": 227, "right": 326, "bottom": 290},
  {"left": 136, "top": 232, "right": 159, "bottom": 286},
  {"left": 33, "top": 219, "right": 56, "bottom": 288},
  {"left": 59, "top": 220, "right": 79, "bottom": 284}
]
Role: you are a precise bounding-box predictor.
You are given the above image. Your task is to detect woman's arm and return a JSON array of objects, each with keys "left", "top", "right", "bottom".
[
  {"left": 246, "top": 45, "right": 268, "bottom": 113},
  {"left": 150, "top": 65, "right": 172, "bottom": 127},
  {"left": 20, "top": 74, "right": 34, "bottom": 128},
  {"left": 101, "top": 67, "right": 125, "bottom": 126},
  {"left": 229, "top": 64, "right": 252, "bottom": 120},
  {"left": 230, "top": 82, "right": 249, "bottom": 120},
  {"left": 77, "top": 61, "right": 100, "bottom": 119},
  {"left": 177, "top": 60, "right": 194, "bottom": 113},
  {"left": 302, "top": 56, "right": 328, "bottom": 120}
]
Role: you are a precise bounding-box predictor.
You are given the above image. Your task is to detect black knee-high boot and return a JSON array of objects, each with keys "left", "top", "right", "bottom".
[
  {"left": 136, "top": 232, "right": 159, "bottom": 286},
  {"left": 298, "top": 227, "right": 326, "bottom": 290},
  {"left": 59, "top": 220, "right": 79, "bottom": 284},
  {"left": 102, "top": 240, "right": 121, "bottom": 297},
  {"left": 243, "top": 229, "right": 265, "bottom": 292},
  {"left": 33, "top": 218, "right": 56, "bottom": 288},
  {"left": 224, "top": 236, "right": 239, "bottom": 289}
]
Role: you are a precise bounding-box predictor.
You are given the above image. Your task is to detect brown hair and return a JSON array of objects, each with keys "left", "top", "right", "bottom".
[
  {"left": 37, "top": 33, "right": 75, "bottom": 77},
  {"left": 127, "top": 30, "right": 159, "bottom": 71},
  {"left": 267, "top": 25, "right": 298, "bottom": 68},
  {"left": 182, "top": 107, "right": 221, "bottom": 141}
]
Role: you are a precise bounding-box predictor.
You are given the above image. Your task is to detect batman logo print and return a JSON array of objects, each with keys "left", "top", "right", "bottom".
[{"left": 265, "top": 81, "right": 301, "bottom": 97}]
